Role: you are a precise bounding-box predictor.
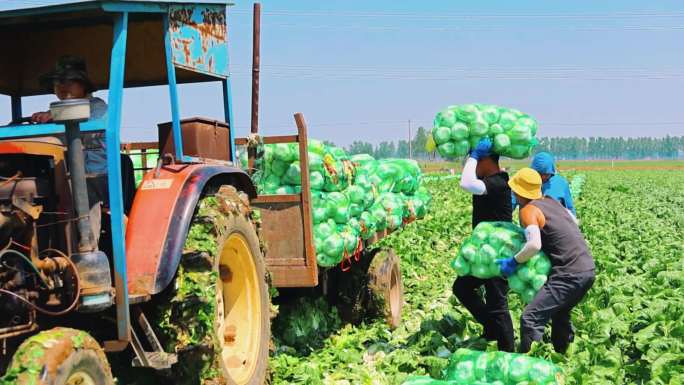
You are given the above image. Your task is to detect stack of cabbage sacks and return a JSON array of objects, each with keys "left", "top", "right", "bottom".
[
  {"left": 432, "top": 104, "right": 539, "bottom": 160},
  {"left": 451, "top": 222, "right": 552, "bottom": 303},
  {"left": 402, "top": 348, "right": 563, "bottom": 385},
  {"left": 569, "top": 174, "right": 585, "bottom": 200},
  {"left": 447, "top": 348, "right": 563, "bottom": 385},
  {"left": 251, "top": 140, "right": 431, "bottom": 268}
]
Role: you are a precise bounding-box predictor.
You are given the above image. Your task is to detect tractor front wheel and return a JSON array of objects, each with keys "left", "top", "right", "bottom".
[
  {"left": 1, "top": 327, "right": 113, "bottom": 385},
  {"left": 152, "top": 186, "right": 269, "bottom": 385}
]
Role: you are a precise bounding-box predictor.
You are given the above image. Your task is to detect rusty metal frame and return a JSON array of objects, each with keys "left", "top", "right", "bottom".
[{"left": 249, "top": 113, "right": 318, "bottom": 287}]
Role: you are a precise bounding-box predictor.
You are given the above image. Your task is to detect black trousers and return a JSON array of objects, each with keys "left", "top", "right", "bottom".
[
  {"left": 453, "top": 276, "right": 515, "bottom": 352},
  {"left": 86, "top": 154, "right": 136, "bottom": 214},
  {"left": 85, "top": 154, "right": 136, "bottom": 253},
  {"left": 520, "top": 270, "right": 595, "bottom": 353}
]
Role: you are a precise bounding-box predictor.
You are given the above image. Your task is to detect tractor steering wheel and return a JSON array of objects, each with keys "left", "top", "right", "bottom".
[{"left": 5, "top": 117, "right": 36, "bottom": 126}]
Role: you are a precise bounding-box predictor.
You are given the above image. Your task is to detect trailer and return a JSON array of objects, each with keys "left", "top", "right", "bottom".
[{"left": 123, "top": 114, "right": 406, "bottom": 328}]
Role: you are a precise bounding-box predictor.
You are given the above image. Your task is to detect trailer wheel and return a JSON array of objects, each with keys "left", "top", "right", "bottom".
[
  {"left": 1, "top": 327, "right": 113, "bottom": 385},
  {"left": 152, "top": 186, "right": 269, "bottom": 385},
  {"left": 367, "top": 249, "right": 404, "bottom": 329}
]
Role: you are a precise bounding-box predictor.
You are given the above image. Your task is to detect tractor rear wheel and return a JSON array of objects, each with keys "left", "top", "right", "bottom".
[
  {"left": 367, "top": 249, "right": 404, "bottom": 329},
  {"left": 152, "top": 186, "right": 269, "bottom": 385},
  {"left": 1, "top": 327, "right": 113, "bottom": 385},
  {"left": 331, "top": 248, "right": 404, "bottom": 329}
]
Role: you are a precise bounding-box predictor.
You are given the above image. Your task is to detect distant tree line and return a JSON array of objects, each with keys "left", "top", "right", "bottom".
[
  {"left": 330, "top": 129, "right": 684, "bottom": 160},
  {"left": 343, "top": 127, "right": 431, "bottom": 159},
  {"left": 535, "top": 136, "right": 684, "bottom": 160}
]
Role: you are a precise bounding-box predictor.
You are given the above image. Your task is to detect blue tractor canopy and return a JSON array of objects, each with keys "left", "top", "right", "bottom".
[{"left": 0, "top": 0, "right": 231, "bottom": 96}]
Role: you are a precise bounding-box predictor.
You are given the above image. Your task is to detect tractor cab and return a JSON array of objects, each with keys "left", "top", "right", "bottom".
[{"left": 0, "top": 2, "right": 269, "bottom": 384}]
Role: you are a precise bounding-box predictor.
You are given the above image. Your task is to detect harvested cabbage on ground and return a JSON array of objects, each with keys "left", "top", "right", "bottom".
[
  {"left": 272, "top": 297, "right": 342, "bottom": 355},
  {"left": 402, "top": 348, "right": 563, "bottom": 385}
]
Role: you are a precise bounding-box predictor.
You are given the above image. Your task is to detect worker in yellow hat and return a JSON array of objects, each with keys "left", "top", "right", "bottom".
[{"left": 497, "top": 168, "right": 596, "bottom": 354}]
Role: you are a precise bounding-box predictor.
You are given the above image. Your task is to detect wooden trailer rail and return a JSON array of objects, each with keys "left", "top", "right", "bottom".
[
  {"left": 235, "top": 113, "right": 318, "bottom": 288},
  {"left": 121, "top": 141, "right": 160, "bottom": 173}
]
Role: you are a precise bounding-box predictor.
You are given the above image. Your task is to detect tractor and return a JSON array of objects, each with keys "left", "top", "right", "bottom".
[{"left": 0, "top": 1, "right": 404, "bottom": 384}]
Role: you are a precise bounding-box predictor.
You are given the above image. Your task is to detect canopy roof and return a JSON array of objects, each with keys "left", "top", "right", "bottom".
[{"left": 0, "top": 1, "right": 232, "bottom": 96}]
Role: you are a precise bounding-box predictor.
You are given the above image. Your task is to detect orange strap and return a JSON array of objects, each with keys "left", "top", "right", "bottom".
[
  {"left": 342, "top": 160, "right": 355, "bottom": 182},
  {"left": 323, "top": 158, "right": 339, "bottom": 184},
  {"left": 340, "top": 256, "right": 352, "bottom": 272},
  {"left": 352, "top": 238, "right": 363, "bottom": 262},
  {"left": 340, "top": 237, "right": 364, "bottom": 271}
]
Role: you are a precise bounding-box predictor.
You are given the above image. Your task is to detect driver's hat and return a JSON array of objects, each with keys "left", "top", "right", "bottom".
[{"left": 39, "top": 55, "right": 95, "bottom": 93}]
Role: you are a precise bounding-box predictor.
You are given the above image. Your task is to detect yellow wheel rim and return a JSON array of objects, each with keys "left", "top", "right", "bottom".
[
  {"left": 216, "top": 233, "right": 262, "bottom": 385},
  {"left": 66, "top": 370, "right": 96, "bottom": 385}
]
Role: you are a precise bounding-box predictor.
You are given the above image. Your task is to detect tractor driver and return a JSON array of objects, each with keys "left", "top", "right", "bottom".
[
  {"left": 33, "top": 55, "right": 109, "bottom": 181},
  {"left": 31, "top": 56, "right": 135, "bottom": 243}
]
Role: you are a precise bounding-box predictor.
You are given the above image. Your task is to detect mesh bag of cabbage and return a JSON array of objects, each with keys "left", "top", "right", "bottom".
[
  {"left": 451, "top": 221, "right": 552, "bottom": 303},
  {"left": 442, "top": 348, "right": 563, "bottom": 385},
  {"left": 253, "top": 140, "right": 431, "bottom": 268},
  {"left": 432, "top": 104, "right": 539, "bottom": 160}
]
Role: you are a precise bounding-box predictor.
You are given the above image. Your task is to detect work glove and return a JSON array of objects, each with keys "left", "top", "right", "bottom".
[
  {"left": 470, "top": 137, "right": 493, "bottom": 161},
  {"left": 496, "top": 257, "right": 518, "bottom": 277}
]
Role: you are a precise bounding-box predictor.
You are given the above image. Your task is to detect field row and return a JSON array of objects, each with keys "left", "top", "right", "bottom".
[{"left": 270, "top": 169, "right": 684, "bottom": 384}]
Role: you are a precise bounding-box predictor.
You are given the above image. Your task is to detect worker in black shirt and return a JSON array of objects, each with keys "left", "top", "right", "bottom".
[{"left": 453, "top": 138, "right": 515, "bottom": 352}]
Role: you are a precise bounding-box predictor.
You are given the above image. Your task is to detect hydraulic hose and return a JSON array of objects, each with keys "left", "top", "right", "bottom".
[
  {"left": 0, "top": 248, "right": 81, "bottom": 316},
  {"left": 0, "top": 248, "right": 49, "bottom": 287}
]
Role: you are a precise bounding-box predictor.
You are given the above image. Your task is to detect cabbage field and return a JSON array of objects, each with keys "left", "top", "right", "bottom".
[{"left": 270, "top": 168, "right": 684, "bottom": 384}]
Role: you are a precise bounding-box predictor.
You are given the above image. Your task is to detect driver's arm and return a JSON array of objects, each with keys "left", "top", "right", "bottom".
[{"left": 31, "top": 111, "right": 52, "bottom": 123}]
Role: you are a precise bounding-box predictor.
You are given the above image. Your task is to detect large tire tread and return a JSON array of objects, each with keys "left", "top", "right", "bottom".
[
  {"left": 1, "top": 327, "right": 112, "bottom": 385},
  {"left": 151, "top": 185, "right": 269, "bottom": 385}
]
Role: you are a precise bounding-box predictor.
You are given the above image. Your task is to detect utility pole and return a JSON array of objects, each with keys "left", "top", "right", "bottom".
[{"left": 408, "top": 119, "right": 412, "bottom": 159}]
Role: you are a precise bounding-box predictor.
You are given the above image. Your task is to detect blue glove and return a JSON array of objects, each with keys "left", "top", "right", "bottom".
[
  {"left": 470, "top": 137, "right": 493, "bottom": 160},
  {"left": 496, "top": 257, "right": 518, "bottom": 277}
]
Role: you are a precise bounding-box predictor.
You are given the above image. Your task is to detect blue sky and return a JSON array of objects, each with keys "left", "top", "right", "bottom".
[{"left": 2, "top": 0, "right": 684, "bottom": 146}]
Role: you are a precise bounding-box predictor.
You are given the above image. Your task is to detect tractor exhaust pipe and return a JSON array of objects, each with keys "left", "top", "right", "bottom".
[
  {"left": 250, "top": 2, "right": 261, "bottom": 135},
  {"left": 247, "top": 2, "right": 261, "bottom": 174},
  {"left": 51, "top": 99, "right": 113, "bottom": 312},
  {"left": 51, "top": 99, "right": 96, "bottom": 252}
]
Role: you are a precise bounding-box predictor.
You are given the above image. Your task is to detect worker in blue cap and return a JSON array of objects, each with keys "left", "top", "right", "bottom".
[{"left": 512, "top": 152, "right": 576, "bottom": 219}]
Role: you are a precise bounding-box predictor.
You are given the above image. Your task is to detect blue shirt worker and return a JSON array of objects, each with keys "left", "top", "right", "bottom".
[{"left": 512, "top": 152, "right": 576, "bottom": 218}]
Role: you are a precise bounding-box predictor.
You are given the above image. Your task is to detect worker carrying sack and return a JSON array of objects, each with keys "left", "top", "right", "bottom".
[{"left": 451, "top": 222, "right": 552, "bottom": 303}]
